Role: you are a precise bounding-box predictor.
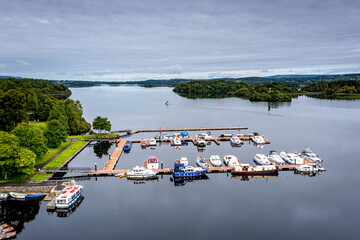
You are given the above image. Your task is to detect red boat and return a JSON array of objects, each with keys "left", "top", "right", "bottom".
[
  {"left": 0, "top": 231, "right": 16, "bottom": 239},
  {"left": 141, "top": 139, "right": 149, "bottom": 147}
]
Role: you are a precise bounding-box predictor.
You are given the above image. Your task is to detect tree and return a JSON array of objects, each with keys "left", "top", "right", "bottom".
[
  {"left": 44, "top": 120, "right": 67, "bottom": 148},
  {"left": 92, "top": 116, "right": 111, "bottom": 134},
  {"left": 0, "top": 131, "right": 36, "bottom": 179},
  {"left": 0, "top": 89, "right": 28, "bottom": 131},
  {"left": 11, "top": 123, "right": 47, "bottom": 159},
  {"left": 65, "top": 99, "right": 91, "bottom": 135}
]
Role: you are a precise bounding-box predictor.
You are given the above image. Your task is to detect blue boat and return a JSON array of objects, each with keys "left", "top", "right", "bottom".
[
  {"left": 123, "top": 141, "right": 132, "bottom": 152},
  {"left": 173, "top": 163, "right": 207, "bottom": 178},
  {"left": 180, "top": 131, "right": 189, "bottom": 138},
  {"left": 26, "top": 194, "right": 45, "bottom": 199}
]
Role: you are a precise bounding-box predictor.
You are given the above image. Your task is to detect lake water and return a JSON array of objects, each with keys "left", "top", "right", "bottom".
[{"left": 2, "top": 86, "right": 360, "bottom": 239}]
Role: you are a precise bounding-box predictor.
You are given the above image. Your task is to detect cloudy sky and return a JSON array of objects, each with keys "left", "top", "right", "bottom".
[{"left": 0, "top": 0, "right": 360, "bottom": 81}]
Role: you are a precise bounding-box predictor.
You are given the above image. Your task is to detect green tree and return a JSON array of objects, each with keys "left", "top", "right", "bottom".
[
  {"left": 65, "top": 99, "right": 91, "bottom": 135},
  {"left": 92, "top": 116, "right": 111, "bottom": 134},
  {"left": 44, "top": 120, "right": 67, "bottom": 148},
  {"left": 0, "top": 89, "right": 28, "bottom": 131},
  {"left": 11, "top": 123, "right": 47, "bottom": 159}
]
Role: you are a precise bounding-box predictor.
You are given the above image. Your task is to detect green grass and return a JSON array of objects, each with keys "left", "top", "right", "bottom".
[
  {"left": 43, "top": 140, "right": 88, "bottom": 169},
  {"left": 36, "top": 139, "right": 71, "bottom": 165},
  {"left": 68, "top": 133, "right": 119, "bottom": 139},
  {"left": 31, "top": 173, "right": 50, "bottom": 182},
  {"left": 29, "top": 121, "right": 48, "bottom": 131}
]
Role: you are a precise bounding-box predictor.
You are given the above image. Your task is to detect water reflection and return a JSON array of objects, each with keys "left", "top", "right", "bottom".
[
  {"left": 47, "top": 196, "right": 85, "bottom": 218},
  {"left": 231, "top": 175, "right": 278, "bottom": 181},
  {"left": 170, "top": 175, "right": 209, "bottom": 187},
  {"left": 92, "top": 141, "right": 112, "bottom": 158},
  {"left": 126, "top": 178, "right": 159, "bottom": 184},
  {"left": 0, "top": 199, "right": 41, "bottom": 234}
]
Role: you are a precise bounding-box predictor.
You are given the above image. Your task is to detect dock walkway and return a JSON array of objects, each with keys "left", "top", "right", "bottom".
[{"left": 103, "top": 140, "right": 126, "bottom": 171}]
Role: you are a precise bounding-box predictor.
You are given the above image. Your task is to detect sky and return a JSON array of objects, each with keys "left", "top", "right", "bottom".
[{"left": 0, "top": 0, "right": 360, "bottom": 81}]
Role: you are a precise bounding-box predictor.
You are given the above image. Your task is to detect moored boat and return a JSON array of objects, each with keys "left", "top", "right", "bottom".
[
  {"left": 115, "top": 172, "right": 127, "bottom": 178},
  {"left": 253, "top": 154, "right": 271, "bottom": 165},
  {"left": 232, "top": 164, "right": 279, "bottom": 175},
  {"left": 0, "top": 194, "right": 8, "bottom": 200},
  {"left": 147, "top": 156, "right": 159, "bottom": 169},
  {"left": 173, "top": 163, "right": 207, "bottom": 178},
  {"left": 0, "top": 231, "right": 16, "bottom": 239},
  {"left": 294, "top": 164, "right": 319, "bottom": 174},
  {"left": 196, "top": 137, "right": 206, "bottom": 147},
  {"left": 280, "top": 151, "right": 295, "bottom": 164},
  {"left": 179, "top": 157, "right": 189, "bottom": 166},
  {"left": 287, "top": 153, "right": 305, "bottom": 165},
  {"left": 0, "top": 226, "right": 14, "bottom": 234},
  {"left": 149, "top": 139, "right": 157, "bottom": 146},
  {"left": 252, "top": 135, "right": 265, "bottom": 144},
  {"left": 126, "top": 166, "right": 158, "bottom": 180},
  {"left": 230, "top": 134, "right": 243, "bottom": 146},
  {"left": 9, "top": 192, "right": 26, "bottom": 200},
  {"left": 55, "top": 184, "right": 83, "bottom": 209},
  {"left": 301, "top": 148, "right": 323, "bottom": 166},
  {"left": 209, "top": 155, "right": 222, "bottom": 167},
  {"left": 123, "top": 140, "right": 133, "bottom": 151},
  {"left": 173, "top": 137, "right": 181, "bottom": 146},
  {"left": 26, "top": 194, "right": 45, "bottom": 200},
  {"left": 196, "top": 155, "right": 209, "bottom": 168},
  {"left": 268, "top": 150, "right": 286, "bottom": 165},
  {"left": 223, "top": 155, "right": 240, "bottom": 166},
  {"left": 140, "top": 139, "right": 149, "bottom": 147}
]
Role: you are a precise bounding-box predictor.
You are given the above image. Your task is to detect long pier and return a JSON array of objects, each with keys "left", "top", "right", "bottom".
[{"left": 112, "top": 126, "right": 248, "bottom": 134}]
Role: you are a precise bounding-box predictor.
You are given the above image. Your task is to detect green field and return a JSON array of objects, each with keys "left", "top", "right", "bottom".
[
  {"left": 43, "top": 140, "right": 88, "bottom": 169},
  {"left": 31, "top": 173, "right": 50, "bottom": 182},
  {"left": 67, "top": 133, "right": 119, "bottom": 139},
  {"left": 36, "top": 139, "right": 71, "bottom": 165}
]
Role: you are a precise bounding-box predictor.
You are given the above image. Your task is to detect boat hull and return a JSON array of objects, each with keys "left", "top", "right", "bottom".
[
  {"left": 126, "top": 173, "right": 158, "bottom": 180},
  {"left": 55, "top": 189, "right": 83, "bottom": 209},
  {"left": 173, "top": 170, "right": 207, "bottom": 178},
  {"left": 231, "top": 168, "right": 278, "bottom": 175}
]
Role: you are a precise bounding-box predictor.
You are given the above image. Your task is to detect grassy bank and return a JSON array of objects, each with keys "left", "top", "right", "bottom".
[
  {"left": 31, "top": 173, "right": 50, "bottom": 182},
  {"left": 43, "top": 140, "right": 88, "bottom": 169},
  {"left": 68, "top": 133, "right": 119, "bottom": 139},
  {"left": 35, "top": 139, "right": 71, "bottom": 165}
]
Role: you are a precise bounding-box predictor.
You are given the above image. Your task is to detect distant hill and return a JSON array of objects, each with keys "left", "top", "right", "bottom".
[
  {"left": 0, "top": 75, "right": 23, "bottom": 79},
  {"left": 265, "top": 75, "right": 323, "bottom": 79}
]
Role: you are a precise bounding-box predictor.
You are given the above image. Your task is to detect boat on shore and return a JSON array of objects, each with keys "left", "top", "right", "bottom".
[
  {"left": 268, "top": 150, "right": 286, "bottom": 165},
  {"left": 173, "top": 163, "right": 207, "bottom": 178},
  {"left": 196, "top": 155, "right": 209, "bottom": 168},
  {"left": 253, "top": 154, "right": 271, "bottom": 165},
  {"left": 55, "top": 184, "right": 84, "bottom": 209},
  {"left": 230, "top": 134, "right": 243, "bottom": 146},
  {"left": 0, "top": 194, "right": 8, "bottom": 200},
  {"left": 232, "top": 164, "right": 279, "bottom": 175},
  {"left": 147, "top": 156, "right": 159, "bottom": 169},
  {"left": 123, "top": 140, "right": 132, "bottom": 151},
  {"left": 209, "top": 155, "right": 222, "bottom": 167},
  {"left": 179, "top": 157, "right": 189, "bottom": 166},
  {"left": 126, "top": 166, "right": 158, "bottom": 180},
  {"left": 223, "top": 155, "right": 240, "bottom": 167},
  {"left": 252, "top": 135, "right": 265, "bottom": 144}
]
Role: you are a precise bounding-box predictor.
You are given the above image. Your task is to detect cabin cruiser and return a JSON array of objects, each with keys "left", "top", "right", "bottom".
[
  {"left": 252, "top": 135, "right": 265, "bottom": 144},
  {"left": 301, "top": 148, "right": 323, "bottom": 166},
  {"left": 287, "top": 153, "right": 305, "bottom": 165},
  {"left": 123, "top": 141, "right": 133, "bottom": 151},
  {"left": 147, "top": 156, "right": 159, "bottom": 169},
  {"left": 280, "top": 151, "right": 295, "bottom": 164},
  {"left": 195, "top": 132, "right": 213, "bottom": 139},
  {"left": 173, "top": 137, "right": 181, "bottom": 146},
  {"left": 141, "top": 139, "right": 149, "bottom": 147},
  {"left": 149, "top": 139, "right": 157, "bottom": 146},
  {"left": 173, "top": 163, "right": 207, "bottom": 177},
  {"left": 179, "top": 157, "right": 189, "bottom": 166},
  {"left": 253, "top": 154, "right": 271, "bottom": 165},
  {"left": 196, "top": 137, "right": 206, "bottom": 147},
  {"left": 196, "top": 155, "right": 209, "bottom": 168},
  {"left": 230, "top": 134, "right": 243, "bottom": 146},
  {"left": 55, "top": 184, "right": 83, "bottom": 209},
  {"left": 223, "top": 155, "right": 240, "bottom": 166},
  {"left": 232, "top": 163, "right": 279, "bottom": 175},
  {"left": 209, "top": 155, "right": 222, "bottom": 167},
  {"left": 268, "top": 150, "right": 286, "bottom": 165},
  {"left": 126, "top": 166, "right": 158, "bottom": 180},
  {"left": 295, "top": 164, "right": 319, "bottom": 174}
]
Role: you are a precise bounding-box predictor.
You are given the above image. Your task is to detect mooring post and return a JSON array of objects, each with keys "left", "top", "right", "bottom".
[
  {"left": 161, "top": 161, "right": 163, "bottom": 169},
  {"left": 95, "top": 163, "right": 97, "bottom": 172},
  {"left": 109, "top": 154, "right": 111, "bottom": 160}
]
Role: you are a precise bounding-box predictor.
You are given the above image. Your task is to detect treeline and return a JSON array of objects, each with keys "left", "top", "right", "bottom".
[
  {"left": 173, "top": 80, "right": 298, "bottom": 102},
  {"left": 0, "top": 78, "right": 91, "bottom": 179},
  {"left": 302, "top": 80, "right": 360, "bottom": 99}
]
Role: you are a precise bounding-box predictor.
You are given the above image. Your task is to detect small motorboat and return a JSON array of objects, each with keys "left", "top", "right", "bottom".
[
  {"left": 301, "top": 148, "right": 323, "bottom": 166},
  {"left": 230, "top": 134, "right": 243, "bottom": 146},
  {"left": 287, "top": 153, "right": 305, "bottom": 165},
  {"left": 123, "top": 141, "right": 133, "bottom": 151},
  {"left": 196, "top": 155, "right": 209, "bottom": 168},
  {"left": 26, "top": 194, "right": 45, "bottom": 200},
  {"left": 232, "top": 164, "right": 279, "bottom": 175},
  {"left": 252, "top": 135, "right": 265, "bottom": 144},
  {"left": 173, "top": 137, "right": 181, "bottom": 146},
  {"left": 9, "top": 192, "right": 26, "bottom": 200},
  {"left": 0, "top": 231, "right": 16, "bottom": 239},
  {"left": 223, "top": 155, "right": 240, "bottom": 167},
  {"left": 196, "top": 137, "right": 206, "bottom": 147},
  {"left": 295, "top": 164, "right": 319, "bottom": 174},
  {"left": 0, "top": 226, "right": 14, "bottom": 234},
  {"left": 179, "top": 157, "right": 189, "bottom": 166},
  {"left": 253, "top": 154, "right": 271, "bottom": 165},
  {"left": 141, "top": 139, "right": 149, "bottom": 148},
  {"left": 195, "top": 132, "right": 213, "bottom": 139},
  {"left": 149, "top": 139, "right": 157, "bottom": 146},
  {"left": 55, "top": 184, "right": 84, "bottom": 209},
  {"left": 0, "top": 194, "right": 8, "bottom": 200},
  {"left": 280, "top": 151, "right": 295, "bottom": 165},
  {"left": 209, "top": 155, "right": 222, "bottom": 167},
  {"left": 173, "top": 163, "right": 207, "bottom": 178},
  {"left": 147, "top": 156, "right": 159, "bottom": 169},
  {"left": 268, "top": 150, "right": 286, "bottom": 165},
  {"left": 126, "top": 166, "right": 158, "bottom": 180},
  {"left": 115, "top": 172, "right": 127, "bottom": 178},
  {"left": 0, "top": 224, "right": 10, "bottom": 232}
]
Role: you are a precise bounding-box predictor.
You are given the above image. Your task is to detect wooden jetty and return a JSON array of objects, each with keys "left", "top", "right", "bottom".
[
  {"left": 112, "top": 126, "right": 248, "bottom": 134},
  {"left": 103, "top": 140, "right": 126, "bottom": 171}
]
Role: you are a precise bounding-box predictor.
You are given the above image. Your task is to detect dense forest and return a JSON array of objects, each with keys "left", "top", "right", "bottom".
[
  {"left": 302, "top": 80, "right": 360, "bottom": 99},
  {"left": 0, "top": 78, "right": 91, "bottom": 179}
]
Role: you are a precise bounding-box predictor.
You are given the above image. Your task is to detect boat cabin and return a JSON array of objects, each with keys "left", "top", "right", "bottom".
[{"left": 147, "top": 156, "right": 159, "bottom": 169}]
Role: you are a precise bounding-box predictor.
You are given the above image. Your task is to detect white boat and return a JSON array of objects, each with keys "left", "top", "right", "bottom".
[
  {"left": 280, "top": 151, "right": 295, "bottom": 164},
  {"left": 149, "top": 139, "right": 157, "bottom": 146},
  {"left": 55, "top": 184, "right": 83, "bottom": 209},
  {"left": 252, "top": 135, "right": 265, "bottom": 144},
  {"left": 147, "top": 156, "right": 159, "bottom": 169},
  {"left": 268, "top": 150, "right": 286, "bottom": 165},
  {"left": 195, "top": 132, "right": 213, "bottom": 139},
  {"left": 230, "top": 134, "right": 243, "bottom": 146},
  {"left": 253, "top": 154, "right": 271, "bottom": 165},
  {"left": 232, "top": 164, "right": 279, "bottom": 175},
  {"left": 301, "top": 148, "right": 323, "bottom": 166},
  {"left": 287, "top": 153, "right": 305, "bottom": 165},
  {"left": 179, "top": 157, "right": 189, "bottom": 166},
  {"left": 126, "top": 166, "right": 158, "bottom": 180},
  {"left": 196, "top": 137, "right": 206, "bottom": 147},
  {"left": 196, "top": 155, "right": 209, "bottom": 168},
  {"left": 209, "top": 155, "right": 222, "bottom": 167},
  {"left": 9, "top": 192, "right": 26, "bottom": 200},
  {"left": 223, "top": 155, "right": 240, "bottom": 166},
  {"left": 295, "top": 164, "right": 319, "bottom": 173},
  {"left": 173, "top": 137, "right": 182, "bottom": 146},
  {"left": 0, "top": 193, "right": 8, "bottom": 200}
]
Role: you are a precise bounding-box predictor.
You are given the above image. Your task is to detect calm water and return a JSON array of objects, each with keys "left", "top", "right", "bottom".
[{"left": 2, "top": 86, "right": 360, "bottom": 239}]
